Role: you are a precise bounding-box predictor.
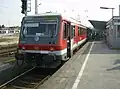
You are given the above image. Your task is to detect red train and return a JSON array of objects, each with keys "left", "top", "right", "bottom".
[{"left": 15, "top": 13, "right": 87, "bottom": 68}]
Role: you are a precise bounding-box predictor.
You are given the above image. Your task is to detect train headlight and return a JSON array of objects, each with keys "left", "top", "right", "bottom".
[
  {"left": 50, "top": 47, "right": 54, "bottom": 51},
  {"left": 22, "top": 46, "right": 25, "bottom": 50}
]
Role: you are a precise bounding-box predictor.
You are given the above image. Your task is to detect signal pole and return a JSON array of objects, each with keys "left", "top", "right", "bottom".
[
  {"left": 24, "top": 0, "right": 27, "bottom": 16},
  {"left": 21, "top": 0, "right": 27, "bottom": 16},
  {"left": 35, "top": 0, "right": 38, "bottom": 14}
]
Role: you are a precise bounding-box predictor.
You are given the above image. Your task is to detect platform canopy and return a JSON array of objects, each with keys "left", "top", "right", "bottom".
[{"left": 89, "top": 20, "right": 107, "bottom": 30}]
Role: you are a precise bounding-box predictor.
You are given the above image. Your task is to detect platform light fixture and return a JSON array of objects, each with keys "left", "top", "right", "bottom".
[
  {"left": 100, "top": 6, "right": 115, "bottom": 29},
  {"left": 100, "top": 7, "right": 115, "bottom": 18},
  {"left": 100, "top": 6, "right": 115, "bottom": 45}
]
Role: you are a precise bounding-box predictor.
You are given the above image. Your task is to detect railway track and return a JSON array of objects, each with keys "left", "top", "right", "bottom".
[
  {"left": 0, "top": 66, "right": 58, "bottom": 89},
  {"left": 0, "top": 48, "right": 17, "bottom": 56},
  {"left": 0, "top": 41, "right": 87, "bottom": 89}
]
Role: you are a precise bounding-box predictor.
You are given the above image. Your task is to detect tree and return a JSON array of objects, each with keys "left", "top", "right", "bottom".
[{"left": 1, "top": 25, "right": 5, "bottom": 28}]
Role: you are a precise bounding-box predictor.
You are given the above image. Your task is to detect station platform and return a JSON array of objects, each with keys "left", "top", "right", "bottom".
[{"left": 39, "top": 41, "right": 120, "bottom": 89}]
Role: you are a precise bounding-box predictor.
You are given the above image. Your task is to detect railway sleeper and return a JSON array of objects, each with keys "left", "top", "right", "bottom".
[
  {"left": 19, "top": 80, "right": 38, "bottom": 85},
  {"left": 11, "top": 80, "right": 35, "bottom": 88},
  {"left": 12, "top": 85, "right": 32, "bottom": 89}
]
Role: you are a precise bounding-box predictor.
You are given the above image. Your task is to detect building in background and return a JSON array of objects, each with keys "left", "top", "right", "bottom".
[
  {"left": 106, "top": 16, "right": 120, "bottom": 48},
  {"left": 0, "top": 26, "right": 20, "bottom": 36}
]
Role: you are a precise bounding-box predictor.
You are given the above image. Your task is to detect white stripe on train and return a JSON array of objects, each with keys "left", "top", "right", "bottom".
[
  {"left": 72, "top": 38, "right": 87, "bottom": 49},
  {"left": 24, "top": 48, "right": 67, "bottom": 56},
  {"left": 24, "top": 38, "right": 87, "bottom": 56}
]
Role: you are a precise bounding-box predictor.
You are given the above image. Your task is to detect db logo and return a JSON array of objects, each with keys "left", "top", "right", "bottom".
[{"left": 34, "top": 36, "right": 39, "bottom": 41}]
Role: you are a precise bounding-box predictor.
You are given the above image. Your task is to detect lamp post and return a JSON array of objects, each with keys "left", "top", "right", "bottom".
[
  {"left": 100, "top": 6, "right": 115, "bottom": 29},
  {"left": 35, "top": 0, "right": 38, "bottom": 14},
  {"left": 35, "top": 0, "right": 42, "bottom": 14},
  {"left": 100, "top": 6, "right": 115, "bottom": 44}
]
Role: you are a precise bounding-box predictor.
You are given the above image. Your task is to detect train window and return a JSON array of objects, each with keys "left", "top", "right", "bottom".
[
  {"left": 82, "top": 29, "right": 84, "bottom": 35},
  {"left": 78, "top": 27, "right": 81, "bottom": 36},
  {"left": 23, "top": 23, "right": 57, "bottom": 37},
  {"left": 74, "top": 27, "right": 75, "bottom": 37},
  {"left": 84, "top": 29, "right": 86, "bottom": 35},
  {"left": 79, "top": 28, "right": 83, "bottom": 35},
  {"left": 80, "top": 28, "right": 86, "bottom": 35},
  {"left": 71, "top": 25, "right": 75, "bottom": 38},
  {"left": 67, "top": 24, "right": 70, "bottom": 37},
  {"left": 83, "top": 29, "right": 86, "bottom": 35},
  {"left": 63, "top": 23, "right": 67, "bottom": 38}
]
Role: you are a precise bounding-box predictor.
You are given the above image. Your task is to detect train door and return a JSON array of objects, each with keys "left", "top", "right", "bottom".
[
  {"left": 63, "top": 21, "right": 72, "bottom": 58},
  {"left": 67, "top": 22, "right": 71, "bottom": 58}
]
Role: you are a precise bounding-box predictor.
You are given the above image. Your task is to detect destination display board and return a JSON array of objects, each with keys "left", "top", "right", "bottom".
[{"left": 24, "top": 16, "right": 58, "bottom": 23}]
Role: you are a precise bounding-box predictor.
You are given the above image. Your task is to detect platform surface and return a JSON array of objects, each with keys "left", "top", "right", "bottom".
[{"left": 39, "top": 41, "right": 120, "bottom": 89}]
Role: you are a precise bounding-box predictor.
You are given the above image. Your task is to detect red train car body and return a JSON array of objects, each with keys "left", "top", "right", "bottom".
[{"left": 15, "top": 13, "right": 87, "bottom": 67}]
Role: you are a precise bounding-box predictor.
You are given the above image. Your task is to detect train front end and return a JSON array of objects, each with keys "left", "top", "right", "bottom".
[{"left": 15, "top": 14, "right": 62, "bottom": 67}]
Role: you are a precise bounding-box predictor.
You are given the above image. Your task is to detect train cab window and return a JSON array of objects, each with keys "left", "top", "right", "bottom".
[{"left": 63, "top": 23, "right": 67, "bottom": 38}]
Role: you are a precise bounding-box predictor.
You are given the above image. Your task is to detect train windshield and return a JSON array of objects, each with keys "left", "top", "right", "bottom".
[{"left": 22, "top": 17, "right": 58, "bottom": 37}]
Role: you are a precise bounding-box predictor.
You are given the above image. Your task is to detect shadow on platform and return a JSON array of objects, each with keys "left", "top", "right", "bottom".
[
  {"left": 106, "top": 59, "right": 120, "bottom": 71},
  {"left": 113, "top": 59, "right": 120, "bottom": 65},
  {"left": 106, "top": 65, "right": 120, "bottom": 71}
]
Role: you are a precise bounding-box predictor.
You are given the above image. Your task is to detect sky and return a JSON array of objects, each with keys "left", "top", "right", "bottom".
[{"left": 0, "top": 0, "right": 120, "bottom": 27}]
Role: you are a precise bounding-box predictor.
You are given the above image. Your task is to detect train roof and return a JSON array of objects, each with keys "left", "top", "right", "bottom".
[
  {"left": 62, "top": 16, "right": 87, "bottom": 28},
  {"left": 26, "top": 12, "right": 61, "bottom": 17},
  {"left": 25, "top": 12, "right": 87, "bottom": 29}
]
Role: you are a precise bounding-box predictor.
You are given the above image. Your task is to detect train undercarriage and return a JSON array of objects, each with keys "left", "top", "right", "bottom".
[{"left": 15, "top": 52, "right": 65, "bottom": 68}]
